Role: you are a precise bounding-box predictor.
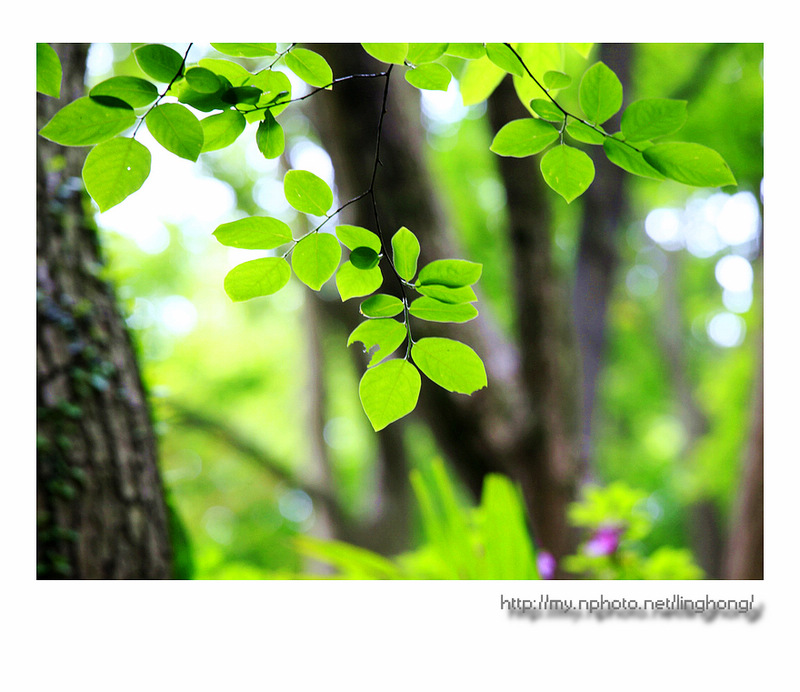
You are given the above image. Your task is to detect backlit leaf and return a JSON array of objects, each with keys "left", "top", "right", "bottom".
[
  {"left": 359, "top": 359, "right": 421, "bottom": 431},
  {"left": 198, "top": 58, "right": 252, "bottom": 86},
  {"left": 603, "top": 138, "right": 665, "bottom": 180},
  {"left": 417, "top": 259, "right": 482, "bottom": 287},
  {"left": 336, "top": 261, "right": 383, "bottom": 301},
  {"left": 361, "top": 43, "right": 408, "bottom": 65},
  {"left": 256, "top": 111, "right": 285, "bottom": 159},
  {"left": 211, "top": 43, "right": 277, "bottom": 58},
  {"left": 391, "top": 226, "right": 420, "bottom": 281},
  {"left": 146, "top": 103, "right": 204, "bottom": 161},
  {"left": 411, "top": 337, "right": 487, "bottom": 395},
  {"left": 360, "top": 294, "right": 405, "bottom": 318},
  {"left": 643, "top": 142, "right": 736, "bottom": 187},
  {"left": 543, "top": 70, "right": 572, "bottom": 90},
  {"left": 490, "top": 118, "right": 558, "bottom": 157},
  {"left": 415, "top": 284, "right": 477, "bottom": 304},
  {"left": 90, "top": 76, "right": 159, "bottom": 107},
  {"left": 408, "top": 296, "right": 478, "bottom": 323},
  {"left": 285, "top": 48, "right": 333, "bottom": 88},
  {"left": 565, "top": 120, "right": 606, "bottom": 145},
  {"left": 336, "top": 225, "right": 381, "bottom": 252},
  {"left": 213, "top": 216, "right": 293, "bottom": 249},
  {"left": 530, "top": 99, "right": 564, "bottom": 123},
  {"left": 223, "top": 257, "right": 291, "bottom": 301},
  {"left": 458, "top": 56, "right": 505, "bottom": 106},
  {"left": 185, "top": 67, "right": 222, "bottom": 94},
  {"left": 284, "top": 169, "right": 333, "bottom": 216},
  {"left": 201, "top": 110, "right": 246, "bottom": 152},
  {"left": 82, "top": 137, "right": 151, "bottom": 212},
  {"left": 485, "top": 43, "right": 524, "bottom": 77},
  {"left": 445, "top": 43, "right": 486, "bottom": 59},
  {"left": 405, "top": 63, "right": 451, "bottom": 91},
  {"left": 406, "top": 43, "right": 448, "bottom": 64},
  {"left": 134, "top": 44, "right": 184, "bottom": 83},
  {"left": 39, "top": 96, "right": 136, "bottom": 146},
  {"left": 348, "top": 318, "right": 407, "bottom": 367},
  {"left": 292, "top": 232, "right": 341, "bottom": 290},
  {"left": 540, "top": 144, "right": 595, "bottom": 203},
  {"left": 621, "top": 98, "right": 688, "bottom": 142},
  {"left": 579, "top": 61, "right": 623, "bottom": 125},
  {"left": 37, "top": 43, "right": 61, "bottom": 98}
]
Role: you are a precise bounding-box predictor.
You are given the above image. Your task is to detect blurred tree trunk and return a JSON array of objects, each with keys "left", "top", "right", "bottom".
[{"left": 37, "top": 44, "right": 173, "bottom": 578}]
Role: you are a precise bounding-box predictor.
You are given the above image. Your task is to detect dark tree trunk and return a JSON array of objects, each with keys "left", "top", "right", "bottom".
[{"left": 37, "top": 44, "right": 173, "bottom": 579}]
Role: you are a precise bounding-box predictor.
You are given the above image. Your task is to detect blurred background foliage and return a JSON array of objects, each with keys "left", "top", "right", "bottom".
[{"left": 85, "top": 42, "right": 762, "bottom": 579}]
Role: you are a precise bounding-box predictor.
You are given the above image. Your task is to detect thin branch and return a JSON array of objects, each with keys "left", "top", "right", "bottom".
[{"left": 133, "top": 43, "right": 193, "bottom": 137}]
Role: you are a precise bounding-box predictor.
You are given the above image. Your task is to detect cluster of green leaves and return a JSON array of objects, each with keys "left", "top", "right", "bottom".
[
  {"left": 562, "top": 481, "right": 704, "bottom": 579},
  {"left": 294, "top": 458, "right": 541, "bottom": 579}
]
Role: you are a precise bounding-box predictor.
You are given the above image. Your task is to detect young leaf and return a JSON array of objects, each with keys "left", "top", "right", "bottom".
[
  {"left": 406, "top": 43, "right": 448, "bottom": 65},
  {"left": 490, "top": 118, "right": 559, "bottom": 158},
  {"left": 256, "top": 111, "right": 285, "bottom": 159},
  {"left": 411, "top": 337, "right": 487, "bottom": 395},
  {"left": 185, "top": 67, "right": 222, "bottom": 94},
  {"left": 134, "top": 44, "right": 184, "bottom": 83},
  {"left": 565, "top": 120, "right": 606, "bottom": 145},
  {"left": 485, "top": 43, "right": 524, "bottom": 78},
  {"left": 146, "top": 103, "right": 204, "bottom": 161},
  {"left": 579, "top": 61, "right": 623, "bottom": 125},
  {"left": 405, "top": 63, "right": 451, "bottom": 91},
  {"left": 621, "top": 98, "right": 688, "bottom": 142},
  {"left": 336, "top": 261, "right": 383, "bottom": 301},
  {"left": 211, "top": 43, "right": 277, "bottom": 58},
  {"left": 540, "top": 144, "right": 595, "bottom": 203},
  {"left": 213, "top": 216, "right": 293, "bottom": 250},
  {"left": 336, "top": 225, "right": 381, "bottom": 252},
  {"left": 39, "top": 97, "right": 135, "bottom": 146},
  {"left": 223, "top": 257, "right": 291, "bottom": 301},
  {"left": 530, "top": 99, "right": 565, "bottom": 123},
  {"left": 349, "top": 246, "right": 380, "bottom": 270},
  {"left": 458, "top": 55, "right": 505, "bottom": 106},
  {"left": 292, "top": 232, "right": 342, "bottom": 291},
  {"left": 361, "top": 43, "right": 408, "bottom": 65},
  {"left": 90, "top": 76, "right": 159, "bottom": 108},
  {"left": 643, "top": 142, "right": 737, "bottom": 187},
  {"left": 37, "top": 43, "right": 61, "bottom": 98},
  {"left": 603, "top": 138, "right": 665, "bottom": 180},
  {"left": 543, "top": 70, "right": 572, "bottom": 90},
  {"left": 417, "top": 259, "right": 482, "bottom": 288},
  {"left": 391, "top": 227, "right": 420, "bottom": 281},
  {"left": 415, "top": 284, "right": 477, "bottom": 304},
  {"left": 201, "top": 110, "right": 246, "bottom": 152},
  {"left": 360, "top": 294, "right": 405, "bottom": 318},
  {"left": 408, "top": 296, "right": 478, "bottom": 323},
  {"left": 284, "top": 169, "right": 333, "bottom": 216},
  {"left": 82, "top": 137, "right": 151, "bottom": 212},
  {"left": 359, "top": 359, "right": 421, "bottom": 431},
  {"left": 348, "top": 318, "right": 407, "bottom": 367},
  {"left": 285, "top": 48, "right": 333, "bottom": 88},
  {"left": 445, "top": 43, "right": 486, "bottom": 60}
]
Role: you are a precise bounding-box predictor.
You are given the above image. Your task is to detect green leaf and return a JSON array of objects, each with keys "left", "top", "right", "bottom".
[
  {"left": 360, "top": 294, "right": 405, "bottom": 318},
  {"left": 292, "top": 232, "right": 341, "bottom": 291},
  {"left": 359, "top": 359, "right": 421, "bottom": 431},
  {"left": 294, "top": 534, "right": 404, "bottom": 579},
  {"left": 247, "top": 70, "right": 292, "bottom": 118},
  {"left": 490, "top": 118, "right": 559, "bottom": 158},
  {"left": 349, "top": 246, "right": 380, "bottom": 270},
  {"left": 134, "top": 44, "right": 184, "bottom": 83},
  {"left": 284, "top": 169, "right": 333, "bottom": 216},
  {"left": 285, "top": 48, "right": 333, "bottom": 88},
  {"left": 417, "top": 259, "right": 482, "bottom": 288},
  {"left": 213, "top": 216, "right": 293, "bottom": 250},
  {"left": 579, "top": 61, "right": 623, "bottom": 125},
  {"left": 603, "top": 138, "right": 665, "bottom": 180},
  {"left": 415, "top": 284, "right": 477, "bottom": 304},
  {"left": 411, "top": 337, "right": 487, "bottom": 395},
  {"left": 543, "top": 70, "right": 572, "bottom": 90},
  {"left": 336, "top": 261, "right": 383, "bottom": 301},
  {"left": 530, "top": 99, "right": 565, "bottom": 123},
  {"left": 361, "top": 43, "right": 408, "bottom": 65},
  {"left": 643, "top": 142, "right": 737, "bottom": 187},
  {"left": 255, "top": 111, "right": 285, "bottom": 159},
  {"left": 223, "top": 257, "right": 291, "bottom": 301},
  {"left": 170, "top": 75, "right": 231, "bottom": 113},
  {"left": 348, "top": 318, "right": 407, "bottom": 367},
  {"left": 540, "top": 144, "right": 595, "bottom": 203},
  {"left": 336, "top": 225, "right": 382, "bottom": 253},
  {"left": 90, "top": 76, "right": 159, "bottom": 108},
  {"left": 458, "top": 55, "right": 505, "bottom": 106},
  {"left": 445, "top": 43, "right": 486, "bottom": 60},
  {"left": 391, "top": 227, "right": 420, "bottom": 281},
  {"left": 621, "top": 98, "right": 688, "bottom": 142},
  {"left": 185, "top": 67, "right": 222, "bottom": 94},
  {"left": 485, "top": 43, "right": 524, "bottom": 77},
  {"left": 405, "top": 63, "right": 451, "bottom": 91},
  {"left": 565, "top": 120, "right": 606, "bottom": 145},
  {"left": 39, "top": 97, "right": 135, "bottom": 146},
  {"left": 408, "top": 296, "right": 478, "bottom": 323},
  {"left": 198, "top": 58, "right": 253, "bottom": 86},
  {"left": 211, "top": 43, "right": 277, "bottom": 58},
  {"left": 82, "top": 137, "right": 151, "bottom": 212},
  {"left": 221, "top": 85, "right": 262, "bottom": 106},
  {"left": 201, "top": 110, "right": 246, "bottom": 152},
  {"left": 37, "top": 43, "right": 61, "bottom": 98},
  {"left": 146, "top": 103, "right": 204, "bottom": 161},
  {"left": 406, "top": 43, "right": 448, "bottom": 64}
]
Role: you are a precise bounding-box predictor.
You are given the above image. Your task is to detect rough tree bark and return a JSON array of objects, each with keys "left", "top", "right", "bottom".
[{"left": 37, "top": 44, "right": 173, "bottom": 578}]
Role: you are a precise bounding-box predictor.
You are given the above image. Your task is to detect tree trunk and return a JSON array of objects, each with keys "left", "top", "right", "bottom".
[{"left": 37, "top": 44, "right": 173, "bottom": 579}]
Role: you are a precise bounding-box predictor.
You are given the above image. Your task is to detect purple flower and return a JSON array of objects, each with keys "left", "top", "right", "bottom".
[
  {"left": 585, "top": 525, "right": 622, "bottom": 557},
  {"left": 537, "top": 551, "right": 556, "bottom": 579}
]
